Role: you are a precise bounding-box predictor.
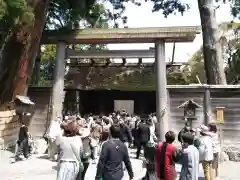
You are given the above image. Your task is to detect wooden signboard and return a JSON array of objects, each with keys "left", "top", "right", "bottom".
[
  {"left": 216, "top": 107, "right": 225, "bottom": 151},
  {"left": 216, "top": 107, "right": 225, "bottom": 124}
]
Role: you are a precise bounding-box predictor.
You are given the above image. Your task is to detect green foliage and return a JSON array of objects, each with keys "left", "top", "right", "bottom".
[
  {"left": 181, "top": 22, "right": 240, "bottom": 85},
  {"left": 46, "top": 0, "right": 96, "bottom": 29},
  {"left": 181, "top": 48, "right": 206, "bottom": 84},
  {"left": 3, "top": 0, "right": 240, "bottom": 88},
  {"left": 231, "top": 0, "right": 240, "bottom": 19},
  {"left": 149, "top": 0, "right": 190, "bottom": 17},
  {"left": 225, "top": 29, "right": 240, "bottom": 84},
  {"left": 0, "top": 0, "right": 34, "bottom": 25},
  {"left": 0, "top": 0, "right": 34, "bottom": 47},
  {"left": 39, "top": 45, "right": 56, "bottom": 84},
  {"left": 45, "top": 0, "right": 193, "bottom": 30}
]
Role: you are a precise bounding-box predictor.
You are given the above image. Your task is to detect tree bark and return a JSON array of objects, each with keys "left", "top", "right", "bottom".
[
  {"left": 31, "top": 47, "right": 41, "bottom": 85},
  {"left": 198, "top": 0, "right": 227, "bottom": 84},
  {"left": 0, "top": 0, "right": 50, "bottom": 109}
]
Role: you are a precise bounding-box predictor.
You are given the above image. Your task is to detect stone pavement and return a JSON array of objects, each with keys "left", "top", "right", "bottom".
[{"left": 0, "top": 150, "right": 239, "bottom": 180}]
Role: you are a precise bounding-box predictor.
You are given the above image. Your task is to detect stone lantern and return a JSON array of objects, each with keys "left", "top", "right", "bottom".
[
  {"left": 15, "top": 95, "right": 35, "bottom": 126},
  {"left": 178, "top": 99, "right": 202, "bottom": 126}
]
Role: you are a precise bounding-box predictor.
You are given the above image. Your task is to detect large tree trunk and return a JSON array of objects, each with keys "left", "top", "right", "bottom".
[
  {"left": 0, "top": 0, "right": 50, "bottom": 109},
  {"left": 31, "top": 48, "right": 41, "bottom": 85},
  {"left": 198, "top": 0, "right": 227, "bottom": 84}
]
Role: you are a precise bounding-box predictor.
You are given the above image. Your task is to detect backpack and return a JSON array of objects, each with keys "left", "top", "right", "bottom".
[{"left": 81, "top": 137, "right": 92, "bottom": 159}]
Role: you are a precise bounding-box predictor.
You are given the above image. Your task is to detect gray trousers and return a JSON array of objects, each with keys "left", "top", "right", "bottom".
[{"left": 48, "top": 138, "right": 57, "bottom": 160}]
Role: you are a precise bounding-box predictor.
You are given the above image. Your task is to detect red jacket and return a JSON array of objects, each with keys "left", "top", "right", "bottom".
[{"left": 155, "top": 142, "right": 177, "bottom": 180}]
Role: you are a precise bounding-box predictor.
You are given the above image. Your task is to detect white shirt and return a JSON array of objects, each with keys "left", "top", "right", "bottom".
[
  {"left": 209, "top": 132, "right": 221, "bottom": 153},
  {"left": 199, "top": 135, "right": 214, "bottom": 161},
  {"left": 48, "top": 121, "right": 62, "bottom": 140},
  {"left": 152, "top": 116, "right": 157, "bottom": 123},
  {"left": 149, "top": 125, "right": 157, "bottom": 143},
  {"left": 87, "top": 117, "right": 94, "bottom": 128}
]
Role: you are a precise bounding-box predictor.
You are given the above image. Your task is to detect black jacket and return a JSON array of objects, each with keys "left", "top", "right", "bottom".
[
  {"left": 18, "top": 125, "right": 28, "bottom": 142},
  {"left": 95, "top": 139, "right": 134, "bottom": 180},
  {"left": 137, "top": 123, "right": 150, "bottom": 144},
  {"left": 119, "top": 124, "right": 132, "bottom": 143}
]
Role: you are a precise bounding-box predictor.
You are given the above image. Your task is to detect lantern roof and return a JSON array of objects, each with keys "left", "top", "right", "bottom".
[
  {"left": 178, "top": 99, "right": 202, "bottom": 109},
  {"left": 15, "top": 95, "right": 34, "bottom": 105}
]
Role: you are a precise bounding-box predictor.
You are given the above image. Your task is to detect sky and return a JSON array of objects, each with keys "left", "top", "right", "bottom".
[{"left": 105, "top": 0, "right": 234, "bottom": 63}]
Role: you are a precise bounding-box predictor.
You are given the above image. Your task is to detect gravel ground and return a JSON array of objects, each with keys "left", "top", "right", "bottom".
[{"left": 0, "top": 150, "right": 239, "bottom": 180}]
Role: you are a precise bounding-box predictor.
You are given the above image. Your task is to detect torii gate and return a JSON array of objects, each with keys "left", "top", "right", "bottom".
[{"left": 42, "top": 26, "right": 201, "bottom": 140}]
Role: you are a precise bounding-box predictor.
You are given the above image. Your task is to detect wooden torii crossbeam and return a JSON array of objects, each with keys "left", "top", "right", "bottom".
[
  {"left": 67, "top": 58, "right": 187, "bottom": 68},
  {"left": 66, "top": 49, "right": 156, "bottom": 58},
  {"left": 42, "top": 26, "right": 201, "bottom": 44},
  {"left": 66, "top": 48, "right": 187, "bottom": 67}
]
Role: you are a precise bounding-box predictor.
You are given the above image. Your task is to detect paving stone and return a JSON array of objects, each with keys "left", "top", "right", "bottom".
[{"left": 1, "top": 150, "right": 240, "bottom": 180}]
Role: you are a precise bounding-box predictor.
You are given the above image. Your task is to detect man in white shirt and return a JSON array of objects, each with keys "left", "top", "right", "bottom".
[
  {"left": 179, "top": 133, "right": 199, "bottom": 180},
  {"left": 48, "top": 117, "right": 62, "bottom": 161},
  {"left": 199, "top": 125, "right": 214, "bottom": 180}
]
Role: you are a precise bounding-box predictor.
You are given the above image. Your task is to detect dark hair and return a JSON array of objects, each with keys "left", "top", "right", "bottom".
[
  {"left": 103, "top": 118, "right": 110, "bottom": 125},
  {"left": 60, "top": 123, "right": 67, "bottom": 130},
  {"left": 64, "top": 120, "right": 79, "bottom": 137},
  {"left": 165, "top": 131, "right": 175, "bottom": 144},
  {"left": 200, "top": 132, "right": 207, "bottom": 136},
  {"left": 110, "top": 124, "right": 121, "bottom": 138},
  {"left": 182, "top": 133, "right": 194, "bottom": 145},
  {"left": 209, "top": 123, "right": 217, "bottom": 133}
]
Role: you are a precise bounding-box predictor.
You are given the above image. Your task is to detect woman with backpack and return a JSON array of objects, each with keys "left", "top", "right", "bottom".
[
  {"left": 79, "top": 135, "right": 92, "bottom": 180},
  {"left": 78, "top": 122, "right": 92, "bottom": 180}
]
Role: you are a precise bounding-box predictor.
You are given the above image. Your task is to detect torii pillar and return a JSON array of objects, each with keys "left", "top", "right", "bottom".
[
  {"left": 50, "top": 41, "right": 66, "bottom": 123},
  {"left": 155, "top": 40, "right": 169, "bottom": 141}
]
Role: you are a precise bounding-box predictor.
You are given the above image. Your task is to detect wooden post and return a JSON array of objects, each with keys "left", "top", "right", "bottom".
[
  {"left": 204, "top": 87, "right": 212, "bottom": 125},
  {"left": 216, "top": 107, "right": 224, "bottom": 150},
  {"left": 155, "top": 40, "right": 168, "bottom": 141},
  {"left": 50, "top": 41, "right": 66, "bottom": 123}
]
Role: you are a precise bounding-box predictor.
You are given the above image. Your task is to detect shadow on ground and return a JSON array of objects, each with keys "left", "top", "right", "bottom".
[{"left": 37, "top": 154, "right": 49, "bottom": 160}]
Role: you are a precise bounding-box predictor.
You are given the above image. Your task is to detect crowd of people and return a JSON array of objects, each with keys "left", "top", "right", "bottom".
[{"left": 15, "top": 110, "right": 220, "bottom": 180}]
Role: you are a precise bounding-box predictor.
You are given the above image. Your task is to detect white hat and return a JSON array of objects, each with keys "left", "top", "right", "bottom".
[{"left": 200, "top": 125, "right": 209, "bottom": 134}]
